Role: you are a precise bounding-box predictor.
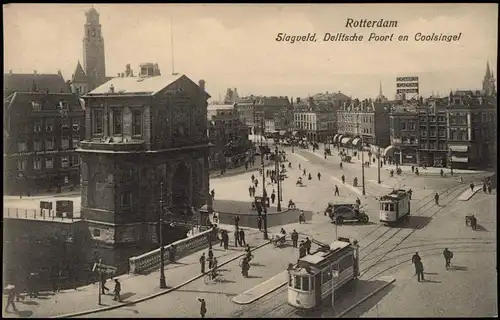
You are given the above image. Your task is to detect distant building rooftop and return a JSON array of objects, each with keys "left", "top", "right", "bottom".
[{"left": 87, "top": 74, "right": 183, "bottom": 96}]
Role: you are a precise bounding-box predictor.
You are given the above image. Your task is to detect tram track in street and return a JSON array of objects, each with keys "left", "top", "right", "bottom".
[{"left": 358, "top": 183, "right": 470, "bottom": 278}]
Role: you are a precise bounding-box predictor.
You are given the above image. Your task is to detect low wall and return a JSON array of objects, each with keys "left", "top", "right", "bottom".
[
  {"left": 217, "top": 208, "right": 313, "bottom": 229},
  {"left": 129, "top": 227, "right": 216, "bottom": 274}
]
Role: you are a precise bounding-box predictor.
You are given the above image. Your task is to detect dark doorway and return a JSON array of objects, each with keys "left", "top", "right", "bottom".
[{"left": 171, "top": 163, "right": 191, "bottom": 209}]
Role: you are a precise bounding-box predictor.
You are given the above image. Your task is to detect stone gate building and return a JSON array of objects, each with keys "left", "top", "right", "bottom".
[{"left": 79, "top": 71, "right": 211, "bottom": 246}]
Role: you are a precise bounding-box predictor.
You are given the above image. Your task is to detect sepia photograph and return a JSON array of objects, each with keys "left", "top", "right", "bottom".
[{"left": 3, "top": 3, "right": 497, "bottom": 318}]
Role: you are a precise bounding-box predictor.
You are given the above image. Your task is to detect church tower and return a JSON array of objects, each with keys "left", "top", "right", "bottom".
[
  {"left": 483, "top": 61, "right": 496, "bottom": 96},
  {"left": 83, "top": 7, "right": 106, "bottom": 91}
]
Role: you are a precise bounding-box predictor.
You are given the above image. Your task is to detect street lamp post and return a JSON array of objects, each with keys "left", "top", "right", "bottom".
[
  {"left": 275, "top": 145, "right": 282, "bottom": 212},
  {"left": 377, "top": 146, "right": 381, "bottom": 184},
  {"left": 261, "top": 122, "right": 269, "bottom": 240},
  {"left": 159, "top": 182, "right": 167, "bottom": 289},
  {"left": 357, "top": 115, "right": 366, "bottom": 196}
]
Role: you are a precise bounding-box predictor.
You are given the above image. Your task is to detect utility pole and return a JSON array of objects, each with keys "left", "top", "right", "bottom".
[
  {"left": 275, "top": 145, "right": 282, "bottom": 211},
  {"left": 357, "top": 115, "right": 366, "bottom": 195},
  {"left": 449, "top": 148, "right": 454, "bottom": 176},
  {"left": 159, "top": 182, "right": 167, "bottom": 289}
]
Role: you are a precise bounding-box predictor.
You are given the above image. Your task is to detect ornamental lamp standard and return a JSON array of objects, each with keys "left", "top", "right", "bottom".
[{"left": 275, "top": 145, "right": 282, "bottom": 212}]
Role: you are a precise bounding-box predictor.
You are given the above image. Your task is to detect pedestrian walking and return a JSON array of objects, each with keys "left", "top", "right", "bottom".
[
  {"left": 291, "top": 230, "right": 298, "bottom": 248},
  {"left": 211, "top": 189, "right": 215, "bottom": 200},
  {"left": 200, "top": 253, "right": 206, "bottom": 273},
  {"left": 434, "top": 192, "right": 439, "bottom": 205},
  {"left": 487, "top": 184, "right": 492, "bottom": 194},
  {"left": 483, "top": 183, "right": 487, "bottom": 193},
  {"left": 219, "top": 230, "right": 224, "bottom": 247},
  {"left": 239, "top": 229, "right": 246, "bottom": 246},
  {"left": 207, "top": 249, "right": 214, "bottom": 269},
  {"left": 4, "top": 286, "right": 18, "bottom": 313},
  {"left": 317, "top": 172, "right": 321, "bottom": 180},
  {"left": 271, "top": 192, "right": 276, "bottom": 204},
  {"left": 470, "top": 215, "right": 477, "bottom": 230},
  {"left": 223, "top": 231, "right": 229, "bottom": 249},
  {"left": 299, "top": 241, "right": 307, "bottom": 259},
  {"left": 234, "top": 228, "right": 239, "bottom": 247},
  {"left": 334, "top": 185, "right": 340, "bottom": 196},
  {"left": 248, "top": 186, "right": 253, "bottom": 197},
  {"left": 411, "top": 252, "right": 421, "bottom": 275},
  {"left": 411, "top": 165, "right": 415, "bottom": 173},
  {"left": 443, "top": 248, "right": 453, "bottom": 269},
  {"left": 257, "top": 216, "right": 262, "bottom": 231},
  {"left": 100, "top": 273, "right": 109, "bottom": 295},
  {"left": 415, "top": 260, "right": 425, "bottom": 282},
  {"left": 113, "top": 279, "right": 121, "bottom": 302},
  {"left": 255, "top": 179, "right": 259, "bottom": 188},
  {"left": 356, "top": 197, "right": 361, "bottom": 206},
  {"left": 470, "top": 182, "right": 474, "bottom": 192},
  {"left": 251, "top": 174, "right": 255, "bottom": 183},
  {"left": 305, "top": 237, "right": 312, "bottom": 255},
  {"left": 198, "top": 298, "right": 207, "bottom": 318},
  {"left": 341, "top": 175, "right": 345, "bottom": 184},
  {"left": 299, "top": 163, "right": 301, "bottom": 170}
]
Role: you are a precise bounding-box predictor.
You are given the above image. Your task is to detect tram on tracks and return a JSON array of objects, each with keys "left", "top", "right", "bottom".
[
  {"left": 287, "top": 237, "right": 360, "bottom": 310},
  {"left": 379, "top": 189, "right": 411, "bottom": 225}
]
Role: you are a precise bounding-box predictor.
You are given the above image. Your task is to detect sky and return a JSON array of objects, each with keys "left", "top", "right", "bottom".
[{"left": 3, "top": 3, "right": 498, "bottom": 100}]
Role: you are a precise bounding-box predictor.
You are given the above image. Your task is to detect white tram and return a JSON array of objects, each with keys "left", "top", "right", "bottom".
[
  {"left": 287, "top": 238, "right": 359, "bottom": 310},
  {"left": 379, "top": 189, "right": 411, "bottom": 224}
]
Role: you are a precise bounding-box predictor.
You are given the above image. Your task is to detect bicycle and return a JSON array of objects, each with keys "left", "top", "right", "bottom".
[{"left": 204, "top": 270, "right": 223, "bottom": 285}]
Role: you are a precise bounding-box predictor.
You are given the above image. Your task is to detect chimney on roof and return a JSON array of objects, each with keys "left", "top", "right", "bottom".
[
  {"left": 198, "top": 79, "right": 206, "bottom": 91},
  {"left": 109, "top": 84, "right": 115, "bottom": 94}
]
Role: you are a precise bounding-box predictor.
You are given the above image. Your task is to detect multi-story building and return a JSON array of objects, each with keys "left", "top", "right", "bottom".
[
  {"left": 4, "top": 90, "right": 85, "bottom": 194},
  {"left": 387, "top": 101, "right": 420, "bottom": 165},
  {"left": 223, "top": 88, "right": 240, "bottom": 104},
  {"left": 70, "top": 7, "right": 112, "bottom": 96},
  {"left": 235, "top": 95, "right": 292, "bottom": 135},
  {"left": 309, "top": 91, "right": 350, "bottom": 135},
  {"left": 207, "top": 104, "right": 250, "bottom": 170},
  {"left": 413, "top": 97, "right": 449, "bottom": 167},
  {"left": 335, "top": 99, "right": 391, "bottom": 150},
  {"left": 79, "top": 67, "right": 211, "bottom": 246},
  {"left": 483, "top": 61, "right": 496, "bottom": 96},
  {"left": 446, "top": 90, "right": 497, "bottom": 169},
  {"left": 293, "top": 97, "right": 337, "bottom": 142}
]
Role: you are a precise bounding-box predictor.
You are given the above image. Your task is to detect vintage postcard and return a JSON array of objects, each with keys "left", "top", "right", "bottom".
[{"left": 3, "top": 3, "right": 497, "bottom": 318}]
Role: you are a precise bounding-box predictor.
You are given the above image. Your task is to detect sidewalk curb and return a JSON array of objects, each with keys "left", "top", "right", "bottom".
[
  {"left": 52, "top": 239, "right": 273, "bottom": 318},
  {"left": 337, "top": 277, "right": 396, "bottom": 318}
]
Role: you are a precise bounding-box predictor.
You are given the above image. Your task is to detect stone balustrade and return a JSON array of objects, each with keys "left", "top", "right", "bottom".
[{"left": 129, "top": 227, "right": 216, "bottom": 274}]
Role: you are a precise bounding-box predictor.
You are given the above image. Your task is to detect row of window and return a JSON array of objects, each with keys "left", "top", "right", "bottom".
[
  {"left": 16, "top": 155, "right": 79, "bottom": 171},
  {"left": 31, "top": 101, "right": 70, "bottom": 112},
  {"left": 419, "top": 115, "right": 446, "bottom": 123},
  {"left": 419, "top": 142, "right": 448, "bottom": 150},
  {"left": 338, "top": 125, "right": 373, "bottom": 134},
  {"left": 92, "top": 109, "right": 142, "bottom": 136},
  {"left": 17, "top": 137, "right": 80, "bottom": 152},
  {"left": 400, "top": 122, "right": 416, "bottom": 130},
  {"left": 338, "top": 115, "right": 373, "bottom": 124},
  {"left": 32, "top": 118, "right": 80, "bottom": 133},
  {"left": 420, "top": 130, "right": 447, "bottom": 138}
]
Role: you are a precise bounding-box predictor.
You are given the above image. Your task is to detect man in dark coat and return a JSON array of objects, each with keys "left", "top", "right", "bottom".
[
  {"left": 207, "top": 249, "right": 214, "bottom": 269},
  {"left": 113, "top": 279, "right": 121, "bottom": 302},
  {"left": 234, "top": 228, "right": 239, "bottom": 247},
  {"left": 4, "top": 286, "right": 18, "bottom": 313},
  {"left": 443, "top": 248, "right": 453, "bottom": 269},
  {"left": 334, "top": 185, "right": 340, "bottom": 196},
  {"left": 299, "top": 241, "right": 307, "bottom": 259},
  {"left": 200, "top": 253, "right": 206, "bottom": 273},
  {"left": 257, "top": 215, "right": 262, "bottom": 231},
  {"left": 271, "top": 192, "right": 276, "bottom": 204},
  {"left": 223, "top": 231, "right": 229, "bottom": 250},
  {"left": 239, "top": 229, "right": 246, "bottom": 246},
  {"left": 291, "top": 230, "right": 299, "bottom": 248},
  {"left": 411, "top": 252, "right": 421, "bottom": 275},
  {"left": 198, "top": 298, "right": 207, "bottom": 318},
  {"left": 305, "top": 237, "right": 312, "bottom": 255}
]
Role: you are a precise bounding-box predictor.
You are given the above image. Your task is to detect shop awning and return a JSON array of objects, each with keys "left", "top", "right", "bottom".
[
  {"left": 451, "top": 156, "right": 469, "bottom": 163},
  {"left": 292, "top": 131, "right": 298, "bottom": 136},
  {"left": 352, "top": 138, "right": 361, "bottom": 146},
  {"left": 341, "top": 137, "right": 353, "bottom": 145},
  {"left": 383, "top": 145, "right": 396, "bottom": 157},
  {"left": 337, "top": 135, "right": 344, "bottom": 143},
  {"left": 449, "top": 145, "right": 469, "bottom": 153},
  {"left": 333, "top": 134, "right": 340, "bottom": 142},
  {"left": 279, "top": 130, "right": 286, "bottom": 136}
]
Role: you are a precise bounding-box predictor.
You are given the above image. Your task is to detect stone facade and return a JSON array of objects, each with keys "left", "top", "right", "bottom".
[{"left": 79, "top": 74, "right": 211, "bottom": 247}]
